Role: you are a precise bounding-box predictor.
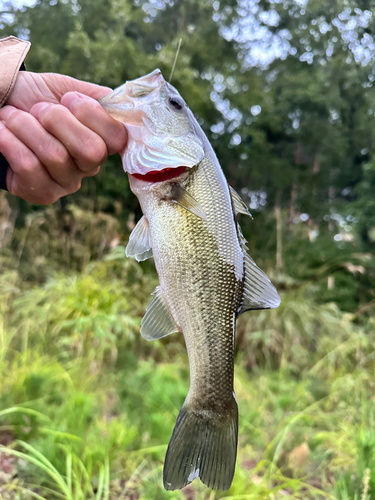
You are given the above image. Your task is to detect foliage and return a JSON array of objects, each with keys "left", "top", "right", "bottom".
[
  {"left": 0, "top": 0, "right": 374, "bottom": 248},
  {"left": 0, "top": 0, "right": 374, "bottom": 498},
  {"left": 0, "top": 249, "right": 373, "bottom": 498}
]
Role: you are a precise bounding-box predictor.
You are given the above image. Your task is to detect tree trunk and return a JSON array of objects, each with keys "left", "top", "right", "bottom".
[
  {"left": 288, "top": 182, "right": 298, "bottom": 234},
  {"left": 275, "top": 190, "right": 283, "bottom": 271}
]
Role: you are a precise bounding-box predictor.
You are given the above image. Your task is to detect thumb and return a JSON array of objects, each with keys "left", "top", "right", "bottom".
[
  {"left": 7, "top": 71, "right": 113, "bottom": 111},
  {"left": 42, "top": 73, "right": 113, "bottom": 100}
]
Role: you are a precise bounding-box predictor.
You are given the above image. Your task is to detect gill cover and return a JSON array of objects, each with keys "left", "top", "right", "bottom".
[{"left": 99, "top": 69, "right": 205, "bottom": 175}]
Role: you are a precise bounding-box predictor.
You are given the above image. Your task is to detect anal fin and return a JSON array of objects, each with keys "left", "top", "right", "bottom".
[
  {"left": 141, "top": 286, "right": 179, "bottom": 341},
  {"left": 237, "top": 223, "right": 281, "bottom": 312},
  {"left": 125, "top": 215, "right": 153, "bottom": 262}
]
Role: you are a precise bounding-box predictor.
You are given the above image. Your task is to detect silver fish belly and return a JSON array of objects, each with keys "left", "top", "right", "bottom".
[{"left": 100, "top": 69, "right": 281, "bottom": 491}]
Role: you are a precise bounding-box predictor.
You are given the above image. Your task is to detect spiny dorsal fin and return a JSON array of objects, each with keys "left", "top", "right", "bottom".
[
  {"left": 125, "top": 216, "right": 153, "bottom": 262},
  {"left": 229, "top": 185, "right": 253, "bottom": 219},
  {"left": 141, "top": 286, "right": 179, "bottom": 341},
  {"left": 237, "top": 223, "right": 281, "bottom": 312},
  {"left": 169, "top": 184, "right": 207, "bottom": 220}
]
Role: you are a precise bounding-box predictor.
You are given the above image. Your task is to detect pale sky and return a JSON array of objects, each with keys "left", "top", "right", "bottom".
[{"left": 0, "top": 0, "right": 35, "bottom": 9}]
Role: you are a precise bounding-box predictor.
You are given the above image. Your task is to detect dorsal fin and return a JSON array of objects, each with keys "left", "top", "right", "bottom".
[
  {"left": 237, "top": 223, "right": 280, "bottom": 313},
  {"left": 125, "top": 216, "right": 153, "bottom": 262},
  {"left": 229, "top": 186, "right": 253, "bottom": 219},
  {"left": 141, "top": 286, "right": 179, "bottom": 341}
]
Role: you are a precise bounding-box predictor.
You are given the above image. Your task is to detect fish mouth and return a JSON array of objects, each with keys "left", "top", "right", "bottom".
[
  {"left": 99, "top": 69, "right": 165, "bottom": 124},
  {"left": 131, "top": 166, "right": 187, "bottom": 183},
  {"left": 130, "top": 69, "right": 164, "bottom": 89},
  {"left": 126, "top": 69, "right": 164, "bottom": 98}
]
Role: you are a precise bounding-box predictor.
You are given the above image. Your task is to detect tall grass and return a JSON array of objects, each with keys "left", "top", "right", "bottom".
[
  {"left": 1, "top": 261, "right": 374, "bottom": 498},
  {"left": 1, "top": 203, "right": 375, "bottom": 499}
]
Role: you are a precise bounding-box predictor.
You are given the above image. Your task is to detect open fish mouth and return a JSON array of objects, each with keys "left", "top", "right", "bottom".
[
  {"left": 99, "top": 69, "right": 205, "bottom": 176},
  {"left": 131, "top": 166, "right": 187, "bottom": 183},
  {"left": 99, "top": 69, "right": 164, "bottom": 124}
]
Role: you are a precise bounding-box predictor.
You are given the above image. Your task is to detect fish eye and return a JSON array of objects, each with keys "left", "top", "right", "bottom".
[{"left": 169, "top": 96, "right": 184, "bottom": 110}]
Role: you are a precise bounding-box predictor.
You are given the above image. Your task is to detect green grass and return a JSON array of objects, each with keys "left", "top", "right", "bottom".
[{"left": 0, "top": 244, "right": 375, "bottom": 499}]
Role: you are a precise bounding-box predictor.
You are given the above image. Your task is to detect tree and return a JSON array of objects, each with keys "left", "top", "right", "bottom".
[{"left": 1, "top": 0, "right": 375, "bottom": 306}]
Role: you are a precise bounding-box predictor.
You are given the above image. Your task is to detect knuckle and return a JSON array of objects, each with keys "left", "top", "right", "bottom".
[
  {"left": 81, "top": 141, "right": 107, "bottom": 166},
  {"left": 108, "top": 127, "right": 127, "bottom": 154},
  {"left": 38, "top": 196, "right": 53, "bottom": 206},
  {"left": 68, "top": 178, "right": 82, "bottom": 194},
  {"left": 39, "top": 191, "right": 60, "bottom": 205},
  {"left": 51, "top": 145, "right": 70, "bottom": 167},
  {"left": 92, "top": 145, "right": 107, "bottom": 164},
  {"left": 11, "top": 181, "right": 59, "bottom": 205},
  {"left": 19, "top": 154, "right": 40, "bottom": 175},
  {"left": 85, "top": 166, "right": 101, "bottom": 178}
]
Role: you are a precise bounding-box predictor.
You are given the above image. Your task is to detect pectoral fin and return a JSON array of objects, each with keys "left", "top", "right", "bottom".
[
  {"left": 168, "top": 184, "right": 207, "bottom": 220},
  {"left": 238, "top": 224, "right": 280, "bottom": 312},
  {"left": 141, "top": 286, "right": 179, "bottom": 341},
  {"left": 125, "top": 216, "right": 153, "bottom": 261},
  {"left": 229, "top": 186, "right": 253, "bottom": 219}
]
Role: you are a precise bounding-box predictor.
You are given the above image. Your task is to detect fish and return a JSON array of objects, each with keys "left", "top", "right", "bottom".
[{"left": 99, "top": 70, "right": 280, "bottom": 491}]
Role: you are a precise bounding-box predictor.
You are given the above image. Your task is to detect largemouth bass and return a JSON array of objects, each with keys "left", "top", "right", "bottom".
[{"left": 100, "top": 70, "right": 280, "bottom": 491}]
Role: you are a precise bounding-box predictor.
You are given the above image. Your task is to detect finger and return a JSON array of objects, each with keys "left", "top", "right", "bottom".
[
  {"left": 0, "top": 121, "right": 65, "bottom": 204},
  {"left": 6, "top": 71, "right": 114, "bottom": 111},
  {"left": 61, "top": 92, "right": 128, "bottom": 155},
  {"left": 30, "top": 102, "right": 108, "bottom": 173},
  {"left": 0, "top": 106, "right": 86, "bottom": 192},
  {"left": 41, "top": 73, "right": 113, "bottom": 101}
]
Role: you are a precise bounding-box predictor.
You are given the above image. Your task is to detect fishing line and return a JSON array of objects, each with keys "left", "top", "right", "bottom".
[
  {"left": 169, "top": 38, "right": 183, "bottom": 82},
  {"left": 168, "top": 0, "right": 194, "bottom": 82}
]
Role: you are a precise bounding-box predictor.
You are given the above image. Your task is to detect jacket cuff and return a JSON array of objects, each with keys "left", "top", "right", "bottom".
[
  {"left": 0, "top": 37, "right": 30, "bottom": 191},
  {"left": 0, "top": 36, "right": 30, "bottom": 107},
  {"left": 0, "top": 154, "right": 8, "bottom": 190}
]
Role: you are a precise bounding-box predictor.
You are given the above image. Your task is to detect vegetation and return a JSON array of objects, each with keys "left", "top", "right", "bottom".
[{"left": 0, "top": 0, "right": 375, "bottom": 498}]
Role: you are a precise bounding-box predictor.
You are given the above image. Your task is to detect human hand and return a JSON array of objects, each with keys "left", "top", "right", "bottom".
[{"left": 0, "top": 72, "right": 127, "bottom": 204}]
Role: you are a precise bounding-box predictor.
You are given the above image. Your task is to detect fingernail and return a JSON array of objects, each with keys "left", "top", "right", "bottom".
[
  {"left": 0, "top": 106, "right": 17, "bottom": 122},
  {"left": 68, "top": 91, "right": 84, "bottom": 104},
  {"left": 31, "top": 102, "right": 51, "bottom": 119},
  {"left": 61, "top": 91, "right": 91, "bottom": 109},
  {"left": 36, "top": 103, "right": 51, "bottom": 112}
]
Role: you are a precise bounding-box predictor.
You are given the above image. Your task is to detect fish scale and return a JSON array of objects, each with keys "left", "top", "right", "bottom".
[
  {"left": 99, "top": 68, "right": 281, "bottom": 491},
  {"left": 130, "top": 153, "right": 243, "bottom": 487}
]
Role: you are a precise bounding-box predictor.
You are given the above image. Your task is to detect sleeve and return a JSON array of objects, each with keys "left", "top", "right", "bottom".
[
  {"left": 0, "top": 36, "right": 31, "bottom": 191},
  {"left": 0, "top": 36, "right": 30, "bottom": 106}
]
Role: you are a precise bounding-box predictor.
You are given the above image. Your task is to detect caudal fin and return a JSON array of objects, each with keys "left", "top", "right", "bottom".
[{"left": 163, "top": 397, "right": 238, "bottom": 491}]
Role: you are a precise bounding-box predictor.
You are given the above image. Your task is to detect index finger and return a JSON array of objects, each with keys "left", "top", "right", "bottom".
[{"left": 61, "top": 92, "right": 128, "bottom": 155}]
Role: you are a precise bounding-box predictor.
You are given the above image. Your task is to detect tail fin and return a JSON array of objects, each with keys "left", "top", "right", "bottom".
[{"left": 163, "top": 397, "right": 238, "bottom": 491}]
